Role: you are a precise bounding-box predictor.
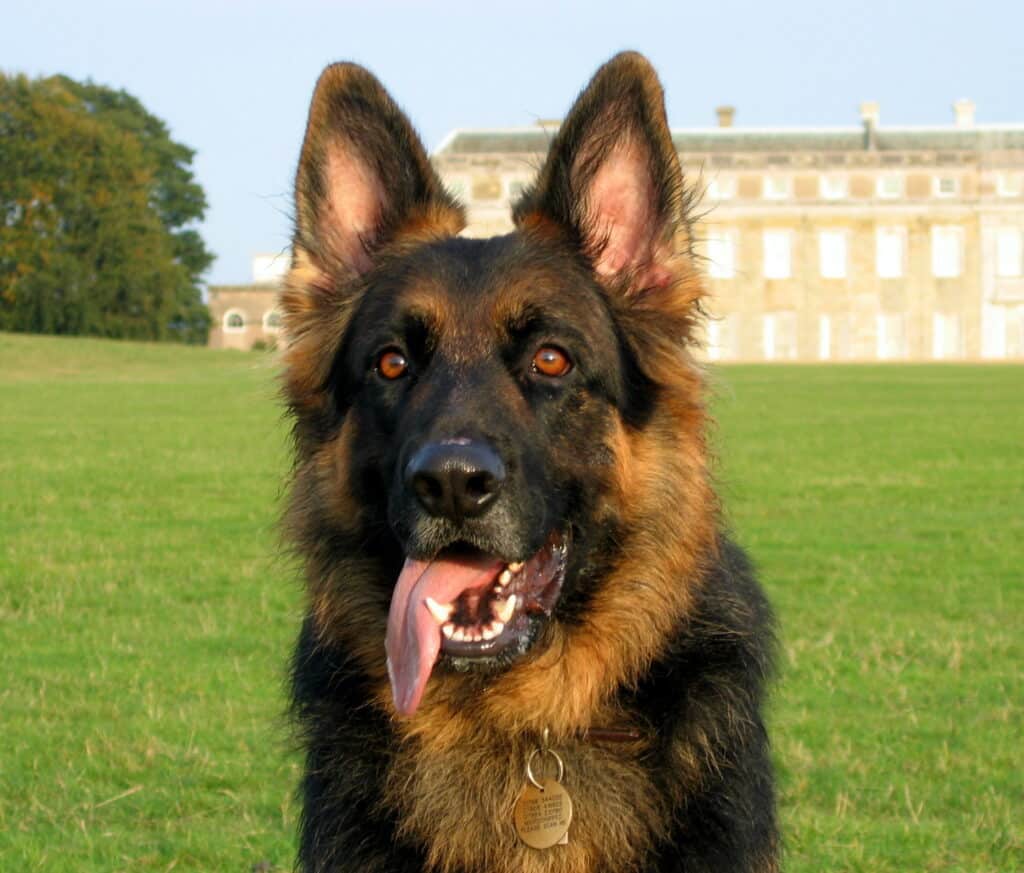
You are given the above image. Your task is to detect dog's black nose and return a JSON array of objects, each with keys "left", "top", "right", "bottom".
[{"left": 405, "top": 441, "right": 506, "bottom": 521}]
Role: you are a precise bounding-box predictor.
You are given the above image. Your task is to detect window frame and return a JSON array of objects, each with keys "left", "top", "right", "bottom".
[
  {"left": 763, "top": 176, "right": 792, "bottom": 201},
  {"left": 996, "top": 227, "right": 1023, "bottom": 278},
  {"left": 223, "top": 309, "right": 246, "bottom": 334},
  {"left": 996, "top": 173, "right": 1022, "bottom": 198},
  {"left": 818, "top": 314, "right": 831, "bottom": 360},
  {"left": 762, "top": 311, "right": 797, "bottom": 360},
  {"left": 762, "top": 230, "right": 792, "bottom": 279},
  {"left": 819, "top": 175, "right": 848, "bottom": 200},
  {"left": 262, "top": 309, "right": 282, "bottom": 333},
  {"left": 931, "top": 226, "right": 964, "bottom": 278},
  {"left": 932, "top": 312, "right": 964, "bottom": 359},
  {"left": 876, "top": 313, "right": 908, "bottom": 360},
  {"left": 876, "top": 175, "right": 903, "bottom": 199},
  {"left": 706, "top": 229, "right": 738, "bottom": 279},
  {"left": 707, "top": 176, "right": 737, "bottom": 201},
  {"left": 876, "top": 226, "right": 907, "bottom": 279},
  {"left": 818, "top": 230, "right": 848, "bottom": 279}
]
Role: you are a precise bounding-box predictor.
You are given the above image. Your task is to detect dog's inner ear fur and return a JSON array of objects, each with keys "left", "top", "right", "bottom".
[
  {"left": 515, "top": 52, "right": 686, "bottom": 297},
  {"left": 577, "top": 133, "right": 674, "bottom": 290},
  {"left": 293, "top": 64, "right": 463, "bottom": 284},
  {"left": 315, "top": 141, "right": 387, "bottom": 275}
]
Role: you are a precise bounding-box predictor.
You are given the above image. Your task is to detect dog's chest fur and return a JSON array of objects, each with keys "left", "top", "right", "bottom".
[{"left": 386, "top": 714, "right": 667, "bottom": 873}]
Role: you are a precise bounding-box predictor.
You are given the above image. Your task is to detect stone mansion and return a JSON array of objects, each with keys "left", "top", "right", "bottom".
[{"left": 208, "top": 101, "right": 1024, "bottom": 361}]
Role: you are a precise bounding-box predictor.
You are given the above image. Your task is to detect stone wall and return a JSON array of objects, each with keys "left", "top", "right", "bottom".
[{"left": 207, "top": 285, "right": 281, "bottom": 351}]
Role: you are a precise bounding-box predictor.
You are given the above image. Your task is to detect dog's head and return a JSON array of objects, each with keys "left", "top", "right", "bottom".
[{"left": 281, "top": 53, "right": 713, "bottom": 723}]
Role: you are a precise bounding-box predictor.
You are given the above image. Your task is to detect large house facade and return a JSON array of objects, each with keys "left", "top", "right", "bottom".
[
  {"left": 209, "top": 101, "right": 1024, "bottom": 361},
  {"left": 433, "top": 102, "right": 1024, "bottom": 362}
]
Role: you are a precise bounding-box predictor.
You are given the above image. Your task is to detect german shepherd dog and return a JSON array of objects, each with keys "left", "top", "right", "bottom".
[{"left": 280, "top": 52, "right": 777, "bottom": 873}]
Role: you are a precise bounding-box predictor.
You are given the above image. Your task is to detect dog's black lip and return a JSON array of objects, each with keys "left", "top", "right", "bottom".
[
  {"left": 433, "top": 539, "right": 500, "bottom": 562},
  {"left": 404, "top": 535, "right": 546, "bottom": 567}
]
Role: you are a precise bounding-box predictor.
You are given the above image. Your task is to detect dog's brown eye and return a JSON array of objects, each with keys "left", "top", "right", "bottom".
[
  {"left": 532, "top": 346, "right": 572, "bottom": 378},
  {"left": 377, "top": 349, "right": 408, "bottom": 380}
]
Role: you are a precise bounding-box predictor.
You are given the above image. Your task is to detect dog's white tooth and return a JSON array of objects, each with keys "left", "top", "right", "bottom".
[
  {"left": 491, "top": 621, "right": 505, "bottom": 636},
  {"left": 509, "top": 562, "right": 523, "bottom": 573},
  {"left": 425, "top": 597, "right": 454, "bottom": 624},
  {"left": 452, "top": 627, "right": 466, "bottom": 642},
  {"left": 498, "top": 569, "right": 511, "bottom": 585},
  {"left": 472, "top": 629, "right": 483, "bottom": 642},
  {"left": 480, "top": 624, "right": 493, "bottom": 641},
  {"left": 441, "top": 622, "right": 455, "bottom": 639},
  {"left": 494, "top": 595, "right": 516, "bottom": 623}
]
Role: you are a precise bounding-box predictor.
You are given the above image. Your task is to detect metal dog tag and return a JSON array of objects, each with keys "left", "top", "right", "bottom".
[
  {"left": 513, "top": 732, "right": 572, "bottom": 849},
  {"left": 513, "top": 778, "right": 572, "bottom": 849}
]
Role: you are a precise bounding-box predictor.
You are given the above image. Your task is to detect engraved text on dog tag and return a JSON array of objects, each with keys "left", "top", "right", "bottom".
[{"left": 513, "top": 778, "right": 573, "bottom": 849}]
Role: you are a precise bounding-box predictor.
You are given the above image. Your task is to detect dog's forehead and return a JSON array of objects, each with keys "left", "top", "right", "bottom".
[{"left": 386, "top": 235, "right": 613, "bottom": 353}]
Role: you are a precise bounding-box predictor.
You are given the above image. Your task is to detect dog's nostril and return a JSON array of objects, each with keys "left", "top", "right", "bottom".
[
  {"left": 413, "top": 473, "right": 444, "bottom": 503},
  {"left": 464, "top": 472, "right": 496, "bottom": 501}
]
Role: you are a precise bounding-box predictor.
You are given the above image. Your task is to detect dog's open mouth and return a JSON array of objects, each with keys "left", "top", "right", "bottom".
[{"left": 385, "top": 531, "right": 568, "bottom": 716}]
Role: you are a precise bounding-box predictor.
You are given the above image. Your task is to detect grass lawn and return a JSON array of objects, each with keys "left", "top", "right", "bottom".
[{"left": 1, "top": 332, "right": 1021, "bottom": 871}]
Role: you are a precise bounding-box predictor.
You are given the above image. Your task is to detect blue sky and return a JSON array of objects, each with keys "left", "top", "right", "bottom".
[{"left": 3, "top": 0, "right": 1022, "bottom": 285}]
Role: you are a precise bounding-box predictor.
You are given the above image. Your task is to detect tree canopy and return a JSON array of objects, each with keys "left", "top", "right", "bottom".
[{"left": 0, "top": 73, "right": 213, "bottom": 343}]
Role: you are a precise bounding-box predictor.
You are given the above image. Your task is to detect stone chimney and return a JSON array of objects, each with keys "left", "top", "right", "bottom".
[
  {"left": 953, "top": 99, "right": 975, "bottom": 128},
  {"left": 715, "top": 105, "right": 735, "bottom": 128},
  {"left": 859, "top": 101, "right": 880, "bottom": 150}
]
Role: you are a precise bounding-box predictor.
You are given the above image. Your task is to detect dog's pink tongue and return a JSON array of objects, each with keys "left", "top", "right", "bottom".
[{"left": 386, "top": 554, "right": 503, "bottom": 717}]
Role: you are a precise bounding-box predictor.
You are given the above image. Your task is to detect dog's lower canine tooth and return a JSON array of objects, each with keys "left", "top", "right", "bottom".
[
  {"left": 425, "top": 597, "right": 454, "bottom": 623},
  {"left": 441, "top": 623, "right": 455, "bottom": 639},
  {"left": 493, "top": 596, "right": 516, "bottom": 623}
]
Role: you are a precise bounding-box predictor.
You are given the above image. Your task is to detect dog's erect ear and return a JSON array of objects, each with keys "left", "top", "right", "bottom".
[
  {"left": 292, "top": 63, "right": 464, "bottom": 283},
  {"left": 513, "top": 52, "right": 689, "bottom": 296}
]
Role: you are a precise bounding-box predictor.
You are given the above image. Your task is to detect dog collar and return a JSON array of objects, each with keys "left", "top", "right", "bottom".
[{"left": 583, "top": 725, "right": 644, "bottom": 743}]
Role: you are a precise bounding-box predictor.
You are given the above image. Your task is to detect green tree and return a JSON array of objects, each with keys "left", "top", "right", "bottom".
[{"left": 0, "top": 73, "right": 213, "bottom": 343}]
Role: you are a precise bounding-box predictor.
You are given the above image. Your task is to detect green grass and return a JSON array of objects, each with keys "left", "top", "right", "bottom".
[
  {"left": 1, "top": 333, "right": 1021, "bottom": 871},
  {"left": 712, "top": 365, "right": 1023, "bottom": 872},
  {"left": 0, "top": 333, "right": 300, "bottom": 870}
]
